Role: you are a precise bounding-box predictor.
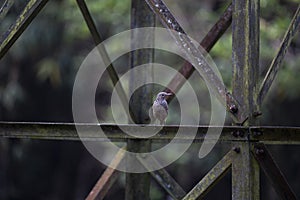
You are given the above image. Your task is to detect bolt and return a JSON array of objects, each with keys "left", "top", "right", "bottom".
[
  {"left": 140, "top": 153, "right": 147, "bottom": 158},
  {"left": 255, "top": 148, "right": 264, "bottom": 155},
  {"left": 233, "top": 147, "right": 240, "bottom": 153},
  {"left": 231, "top": 130, "right": 245, "bottom": 138},
  {"left": 229, "top": 104, "right": 238, "bottom": 114},
  {"left": 253, "top": 130, "right": 263, "bottom": 137},
  {"left": 238, "top": 130, "right": 245, "bottom": 137},
  {"left": 232, "top": 131, "right": 239, "bottom": 137},
  {"left": 253, "top": 111, "right": 262, "bottom": 117}
]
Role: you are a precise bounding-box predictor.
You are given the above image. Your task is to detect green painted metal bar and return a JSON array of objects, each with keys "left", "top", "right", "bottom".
[
  {"left": 0, "top": 0, "right": 49, "bottom": 59},
  {"left": 75, "top": 0, "right": 133, "bottom": 123},
  {"left": 137, "top": 154, "right": 186, "bottom": 200},
  {"left": 182, "top": 149, "right": 234, "bottom": 200},
  {"left": 0, "top": 0, "right": 14, "bottom": 21},
  {"left": 85, "top": 146, "right": 125, "bottom": 200},
  {"left": 252, "top": 143, "right": 297, "bottom": 200},
  {"left": 145, "top": 0, "right": 241, "bottom": 123},
  {"left": 258, "top": 5, "right": 300, "bottom": 104}
]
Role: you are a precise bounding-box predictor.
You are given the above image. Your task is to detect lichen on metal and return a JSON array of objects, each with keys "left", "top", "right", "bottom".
[
  {"left": 0, "top": 0, "right": 49, "bottom": 59},
  {"left": 145, "top": 0, "right": 241, "bottom": 123},
  {"left": 258, "top": 5, "right": 300, "bottom": 105},
  {"left": 0, "top": 0, "right": 14, "bottom": 21},
  {"left": 183, "top": 150, "right": 234, "bottom": 199}
]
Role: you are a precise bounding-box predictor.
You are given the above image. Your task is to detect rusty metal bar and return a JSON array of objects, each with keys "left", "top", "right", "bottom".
[
  {"left": 0, "top": 0, "right": 49, "bottom": 59},
  {"left": 145, "top": 0, "right": 241, "bottom": 123},
  {"left": 0, "top": 0, "right": 14, "bottom": 21},
  {"left": 137, "top": 154, "right": 186, "bottom": 200},
  {"left": 182, "top": 149, "right": 234, "bottom": 200},
  {"left": 252, "top": 143, "right": 297, "bottom": 200},
  {"left": 258, "top": 5, "right": 300, "bottom": 104},
  {"left": 85, "top": 147, "right": 125, "bottom": 200},
  {"left": 163, "top": 3, "right": 233, "bottom": 98},
  {"left": 75, "top": 0, "right": 133, "bottom": 123}
]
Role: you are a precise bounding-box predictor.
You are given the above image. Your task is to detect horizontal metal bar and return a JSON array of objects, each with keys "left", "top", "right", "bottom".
[
  {"left": 182, "top": 149, "right": 234, "bottom": 199},
  {"left": 0, "top": 0, "right": 49, "bottom": 59},
  {"left": 0, "top": 122, "right": 246, "bottom": 142},
  {"left": 0, "top": 122, "right": 300, "bottom": 144},
  {"left": 250, "top": 126, "right": 300, "bottom": 144},
  {"left": 258, "top": 5, "right": 300, "bottom": 104}
]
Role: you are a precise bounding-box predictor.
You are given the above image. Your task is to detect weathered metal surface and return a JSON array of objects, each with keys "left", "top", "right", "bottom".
[
  {"left": 232, "top": 142, "right": 260, "bottom": 200},
  {"left": 85, "top": 147, "right": 125, "bottom": 200},
  {"left": 125, "top": 0, "right": 155, "bottom": 199},
  {"left": 1, "top": 122, "right": 300, "bottom": 144},
  {"left": 76, "top": 0, "right": 132, "bottom": 122},
  {"left": 258, "top": 5, "right": 300, "bottom": 105},
  {"left": 137, "top": 154, "right": 186, "bottom": 200},
  {"left": 182, "top": 150, "right": 234, "bottom": 200},
  {"left": 250, "top": 126, "right": 300, "bottom": 144},
  {"left": 232, "top": 0, "right": 260, "bottom": 124},
  {"left": 164, "top": 3, "right": 232, "bottom": 100},
  {"left": 0, "top": 122, "right": 248, "bottom": 142},
  {"left": 145, "top": 0, "right": 241, "bottom": 123},
  {"left": 232, "top": 0, "right": 260, "bottom": 199},
  {"left": 0, "top": 0, "right": 49, "bottom": 59},
  {"left": 0, "top": 0, "right": 14, "bottom": 21},
  {"left": 252, "top": 143, "right": 297, "bottom": 200}
]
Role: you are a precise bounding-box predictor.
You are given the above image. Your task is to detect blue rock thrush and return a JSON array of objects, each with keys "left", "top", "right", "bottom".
[{"left": 149, "top": 92, "right": 172, "bottom": 125}]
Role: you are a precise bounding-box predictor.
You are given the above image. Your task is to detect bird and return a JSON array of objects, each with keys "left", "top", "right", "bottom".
[{"left": 149, "top": 92, "right": 172, "bottom": 125}]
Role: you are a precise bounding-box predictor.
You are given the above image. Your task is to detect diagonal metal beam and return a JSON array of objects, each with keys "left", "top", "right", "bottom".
[
  {"left": 232, "top": 0, "right": 260, "bottom": 125},
  {"left": 252, "top": 143, "right": 297, "bottom": 200},
  {"left": 145, "top": 0, "right": 242, "bottom": 123},
  {"left": 163, "top": 3, "right": 233, "bottom": 98},
  {"left": 85, "top": 146, "right": 125, "bottom": 200},
  {"left": 75, "top": 0, "right": 133, "bottom": 123},
  {"left": 0, "top": 0, "right": 14, "bottom": 22},
  {"left": 182, "top": 149, "right": 235, "bottom": 199},
  {"left": 258, "top": 5, "right": 300, "bottom": 105},
  {"left": 137, "top": 154, "right": 186, "bottom": 200},
  {"left": 0, "top": 0, "right": 49, "bottom": 59}
]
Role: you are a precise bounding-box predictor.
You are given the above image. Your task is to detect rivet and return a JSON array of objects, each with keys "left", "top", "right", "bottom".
[
  {"left": 233, "top": 147, "right": 240, "bottom": 153},
  {"left": 229, "top": 104, "right": 238, "bottom": 114},
  {"left": 255, "top": 148, "right": 264, "bottom": 155}
]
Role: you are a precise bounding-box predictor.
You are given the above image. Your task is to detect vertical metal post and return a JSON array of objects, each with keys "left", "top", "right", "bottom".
[
  {"left": 232, "top": 0, "right": 260, "bottom": 199},
  {"left": 125, "top": 0, "right": 155, "bottom": 199}
]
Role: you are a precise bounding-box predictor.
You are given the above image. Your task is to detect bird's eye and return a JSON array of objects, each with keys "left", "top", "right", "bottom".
[{"left": 162, "top": 94, "right": 165, "bottom": 97}]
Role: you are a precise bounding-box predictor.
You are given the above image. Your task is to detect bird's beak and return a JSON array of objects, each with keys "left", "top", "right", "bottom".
[{"left": 166, "top": 93, "right": 173, "bottom": 96}]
